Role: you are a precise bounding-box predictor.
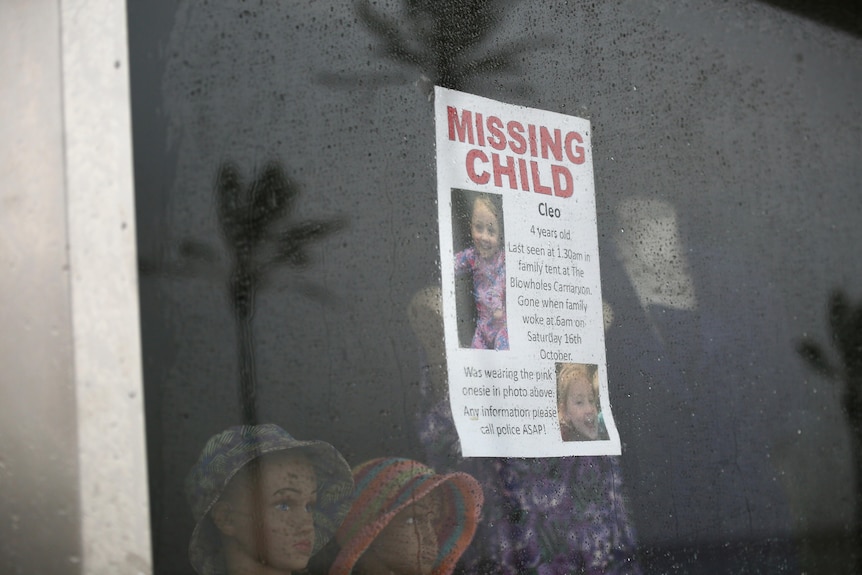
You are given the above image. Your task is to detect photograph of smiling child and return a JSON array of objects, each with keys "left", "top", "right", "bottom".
[
  {"left": 556, "top": 362, "right": 609, "bottom": 442},
  {"left": 452, "top": 190, "right": 508, "bottom": 350}
]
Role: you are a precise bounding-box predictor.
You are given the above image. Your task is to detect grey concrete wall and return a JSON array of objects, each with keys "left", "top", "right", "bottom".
[{"left": 0, "top": 2, "right": 82, "bottom": 572}]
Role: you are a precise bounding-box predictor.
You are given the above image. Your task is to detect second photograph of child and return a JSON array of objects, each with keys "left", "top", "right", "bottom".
[
  {"left": 451, "top": 189, "right": 508, "bottom": 351},
  {"left": 556, "top": 362, "right": 609, "bottom": 441}
]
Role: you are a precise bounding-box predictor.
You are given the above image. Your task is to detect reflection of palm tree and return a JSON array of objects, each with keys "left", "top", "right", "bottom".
[
  {"left": 797, "top": 289, "right": 862, "bottom": 573},
  {"left": 141, "top": 161, "right": 345, "bottom": 425},
  {"left": 321, "top": 0, "right": 545, "bottom": 93},
  {"left": 216, "top": 161, "right": 346, "bottom": 424}
]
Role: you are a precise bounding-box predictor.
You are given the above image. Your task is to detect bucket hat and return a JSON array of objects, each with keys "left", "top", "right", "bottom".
[
  {"left": 185, "top": 424, "right": 354, "bottom": 575},
  {"left": 331, "top": 457, "right": 482, "bottom": 575}
]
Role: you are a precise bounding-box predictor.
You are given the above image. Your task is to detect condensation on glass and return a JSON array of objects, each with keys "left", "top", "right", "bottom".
[{"left": 126, "top": 1, "right": 862, "bottom": 574}]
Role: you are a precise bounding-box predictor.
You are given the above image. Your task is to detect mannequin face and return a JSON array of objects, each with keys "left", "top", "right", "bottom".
[
  {"left": 363, "top": 493, "right": 440, "bottom": 575},
  {"left": 215, "top": 452, "right": 317, "bottom": 573}
]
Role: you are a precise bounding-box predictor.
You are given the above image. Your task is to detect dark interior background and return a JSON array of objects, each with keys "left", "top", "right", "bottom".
[{"left": 128, "top": 1, "right": 862, "bottom": 573}]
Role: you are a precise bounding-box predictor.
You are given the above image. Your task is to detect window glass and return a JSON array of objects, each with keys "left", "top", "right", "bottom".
[{"left": 129, "top": 2, "right": 862, "bottom": 573}]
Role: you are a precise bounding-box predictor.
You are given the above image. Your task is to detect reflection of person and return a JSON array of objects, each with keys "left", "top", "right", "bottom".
[
  {"left": 329, "top": 458, "right": 483, "bottom": 575},
  {"left": 185, "top": 424, "right": 354, "bottom": 575},
  {"left": 557, "top": 362, "right": 609, "bottom": 442},
  {"left": 419, "top": 354, "right": 637, "bottom": 573},
  {"left": 454, "top": 193, "right": 509, "bottom": 350},
  {"left": 410, "top": 287, "right": 642, "bottom": 575},
  {"left": 419, "top": 419, "right": 639, "bottom": 574}
]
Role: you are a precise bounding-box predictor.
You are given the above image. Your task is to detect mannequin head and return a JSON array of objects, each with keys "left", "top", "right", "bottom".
[
  {"left": 186, "top": 424, "right": 353, "bottom": 575},
  {"left": 211, "top": 451, "right": 317, "bottom": 573},
  {"left": 329, "top": 458, "right": 482, "bottom": 575}
]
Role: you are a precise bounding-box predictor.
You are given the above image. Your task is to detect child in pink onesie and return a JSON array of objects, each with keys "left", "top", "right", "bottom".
[{"left": 454, "top": 194, "right": 509, "bottom": 350}]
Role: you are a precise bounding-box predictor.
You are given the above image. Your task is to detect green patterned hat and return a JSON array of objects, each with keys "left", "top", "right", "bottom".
[{"left": 185, "top": 424, "right": 354, "bottom": 575}]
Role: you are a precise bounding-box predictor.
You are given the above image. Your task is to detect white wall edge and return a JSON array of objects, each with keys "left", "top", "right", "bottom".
[{"left": 61, "top": 1, "right": 153, "bottom": 573}]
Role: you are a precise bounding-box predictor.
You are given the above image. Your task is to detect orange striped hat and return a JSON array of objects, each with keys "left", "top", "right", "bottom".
[{"left": 330, "top": 458, "right": 483, "bottom": 575}]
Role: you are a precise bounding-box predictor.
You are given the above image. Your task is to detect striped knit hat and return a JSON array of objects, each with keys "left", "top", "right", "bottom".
[
  {"left": 185, "top": 424, "right": 354, "bottom": 575},
  {"left": 330, "top": 458, "right": 483, "bottom": 575}
]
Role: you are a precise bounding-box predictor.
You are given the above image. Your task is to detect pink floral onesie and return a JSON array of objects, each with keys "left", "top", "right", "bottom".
[{"left": 454, "top": 247, "right": 509, "bottom": 350}]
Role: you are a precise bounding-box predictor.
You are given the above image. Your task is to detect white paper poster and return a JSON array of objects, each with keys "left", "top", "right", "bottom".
[{"left": 435, "top": 87, "right": 621, "bottom": 457}]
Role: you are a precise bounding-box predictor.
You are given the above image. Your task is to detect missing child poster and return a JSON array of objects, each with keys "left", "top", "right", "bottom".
[{"left": 435, "top": 87, "right": 621, "bottom": 457}]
